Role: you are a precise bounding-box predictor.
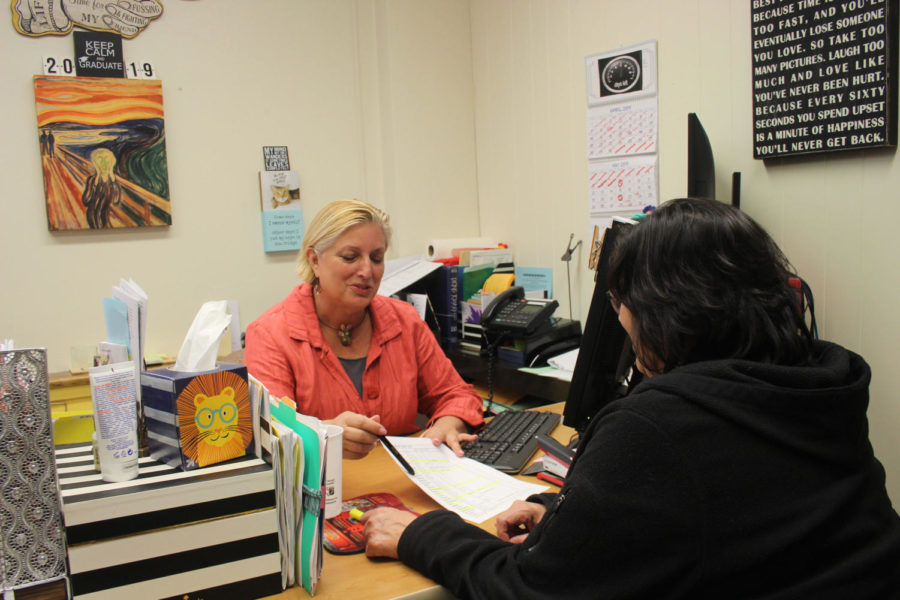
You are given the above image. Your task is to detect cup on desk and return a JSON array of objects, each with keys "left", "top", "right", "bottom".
[{"left": 324, "top": 424, "right": 344, "bottom": 518}]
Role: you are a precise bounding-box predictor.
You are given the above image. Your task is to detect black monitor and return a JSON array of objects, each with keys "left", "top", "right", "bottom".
[
  {"left": 687, "top": 112, "right": 715, "bottom": 199},
  {"left": 562, "top": 218, "right": 637, "bottom": 438}
]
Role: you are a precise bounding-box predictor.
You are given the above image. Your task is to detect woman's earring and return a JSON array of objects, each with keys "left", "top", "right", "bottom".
[{"left": 313, "top": 278, "right": 321, "bottom": 294}]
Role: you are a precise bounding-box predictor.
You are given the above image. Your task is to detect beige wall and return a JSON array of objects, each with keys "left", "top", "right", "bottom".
[
  {"left": 0, "top": 0, "right": 480, "bottom": 369},
  {"left": 468, "top": 0, "right": 900, "bottom": 502},
  {"left": 1, "top": 0, "right": 897, "bottom": 501}
]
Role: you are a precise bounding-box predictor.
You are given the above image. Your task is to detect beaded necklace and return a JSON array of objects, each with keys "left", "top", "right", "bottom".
[{"left": 317, "top": 310, "right": 368, "bottom": 346}]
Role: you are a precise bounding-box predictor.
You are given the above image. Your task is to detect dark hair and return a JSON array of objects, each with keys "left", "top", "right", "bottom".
[{"left": 607, "top": 198, "right": 812, "bottom": 374}]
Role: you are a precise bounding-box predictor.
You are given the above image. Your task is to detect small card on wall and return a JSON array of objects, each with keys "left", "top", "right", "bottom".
[
  {"left": 74, "top": 31, "right": 125, "bottom": 78},
  {"left": 262, "top": 146, "right": 290, "bottom": 171},
  {"left": 259, "top": 170, "right": 303, "bottom": 252}
]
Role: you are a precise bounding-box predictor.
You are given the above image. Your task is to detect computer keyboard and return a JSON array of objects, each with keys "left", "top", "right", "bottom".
[{"left": 462, "top": 410, "right": 560, "bottom": 473}]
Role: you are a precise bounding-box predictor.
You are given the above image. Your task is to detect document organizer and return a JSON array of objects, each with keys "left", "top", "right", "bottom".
[{"left": 0, "top": 348, "right": 70, "bottom": 598}]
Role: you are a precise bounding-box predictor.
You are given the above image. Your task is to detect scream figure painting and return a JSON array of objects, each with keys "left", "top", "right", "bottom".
[{"left": 34, "top": 75, "right": 172, "bottom": 231}]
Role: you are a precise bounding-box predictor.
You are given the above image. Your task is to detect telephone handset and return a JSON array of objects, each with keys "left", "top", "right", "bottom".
[{"left": 481, "top": 286, "right": 559, "bottom": 337}]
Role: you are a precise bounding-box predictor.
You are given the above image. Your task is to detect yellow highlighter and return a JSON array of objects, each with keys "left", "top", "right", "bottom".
[{"left": 349, "top": 508, "right": 365, "bottom": 521}]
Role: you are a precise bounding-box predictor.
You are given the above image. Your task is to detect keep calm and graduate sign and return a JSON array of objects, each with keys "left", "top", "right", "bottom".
[
  {"left": 74, "top": 31, "right": 125, "bottom": 78},
  {"left": 751, "top": 0, "right": 898, "bottom": 158}
]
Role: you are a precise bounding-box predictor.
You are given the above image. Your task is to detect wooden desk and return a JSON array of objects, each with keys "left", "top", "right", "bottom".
[{"left": 262, "top": 403, "right": 572, "bottom": 600}]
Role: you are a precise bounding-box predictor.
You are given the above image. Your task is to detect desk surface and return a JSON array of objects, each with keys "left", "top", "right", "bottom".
[{"left": 261, "top": 402, "right": 572, "bottom": 600}]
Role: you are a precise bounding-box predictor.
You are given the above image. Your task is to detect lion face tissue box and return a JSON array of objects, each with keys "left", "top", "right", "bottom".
[
  {"left": 141, "top": 301, "right": 252, "bottom": 470},
  {"left": 142, "top": 363, "right": 253, "bottom": 470}
]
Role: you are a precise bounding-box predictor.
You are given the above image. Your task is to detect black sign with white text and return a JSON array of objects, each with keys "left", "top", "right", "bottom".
[
  {"left": 263, "top": 146, "right": 291, "bottom": 171},
  {"left": 74, "top": 31, "right": 125, "bottom": 78},
  {"left": 751, "top": 0, "right": 898, "bottom": 159}
]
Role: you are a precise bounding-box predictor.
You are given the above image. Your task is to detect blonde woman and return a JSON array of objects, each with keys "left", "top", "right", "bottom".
[{"left": 245, "top": 199, "right": 483, "bottom": 459}]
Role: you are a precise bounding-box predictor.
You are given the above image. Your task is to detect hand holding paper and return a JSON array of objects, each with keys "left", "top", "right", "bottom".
[{"left": 383, "top": 436, "right": 547, "bottom": 523}]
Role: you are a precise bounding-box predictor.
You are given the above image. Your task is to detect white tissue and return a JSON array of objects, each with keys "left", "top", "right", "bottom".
[{"left": 173, "top": 301, "right": 232, "bottom": 372}]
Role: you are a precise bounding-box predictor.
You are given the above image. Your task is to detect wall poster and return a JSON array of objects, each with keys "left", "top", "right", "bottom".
[
  {"left": 12, "top": 0, "right": 163, "bottom": 38},
  {"left": 258, "top": 170, "right": 303, "bottom": 253},
  {"left": 34, "top": 76, "right": 172, "bottom": 231},
  {"left": 751, "top": 0, "right": 899, "bottom": 158},
  {"left": 584, "top": 40, "right": 659, "bottom": 222}
]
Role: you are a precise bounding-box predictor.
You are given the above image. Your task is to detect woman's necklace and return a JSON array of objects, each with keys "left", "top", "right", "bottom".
[{"left": 317, "top": 310, "right": 368, "bottom": 346}]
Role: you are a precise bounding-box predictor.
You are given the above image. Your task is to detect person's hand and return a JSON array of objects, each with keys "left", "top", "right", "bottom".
[
  {"left": 360, "top": 507, "right": 418, "bottom": 559},
  {"left": 13, "top": 0, "right": 163, "bottom": 37},
  {"left": 323, "top": 412, "right": 386, "bottom": 459},
  {"left": 420, "top": 415, "right": 477, "bottom": 457},
  {"left": 495, "top": 499, "right": 546, "bottom": 544}
]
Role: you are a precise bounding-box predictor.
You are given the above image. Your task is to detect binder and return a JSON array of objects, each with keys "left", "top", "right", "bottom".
[
  {"left": 426, "top": 264, "right": 464, "bottom": 349},
  {"left": 270, "top": 398, "right": 339, "bottom": 596},
  {"left": 461, "top": 263, "right": 495, "bottom": 302}
]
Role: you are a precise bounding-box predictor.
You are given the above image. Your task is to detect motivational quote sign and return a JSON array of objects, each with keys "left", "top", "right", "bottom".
[{"left": 751, "top": 0, "right": 898, "bottom": 158}]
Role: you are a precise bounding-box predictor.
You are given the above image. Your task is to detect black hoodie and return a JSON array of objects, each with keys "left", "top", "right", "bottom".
[{"left": 398, "top": 341, "right": 900, "bottom": 599}]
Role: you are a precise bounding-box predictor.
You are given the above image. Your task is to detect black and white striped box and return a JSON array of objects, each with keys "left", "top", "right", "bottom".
[{"left": 55, "top": 444, "right": 282, "bottom": 600}]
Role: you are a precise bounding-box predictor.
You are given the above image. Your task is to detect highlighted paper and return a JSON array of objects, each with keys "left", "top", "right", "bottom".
[{"left": 384, "top": 436, "right": 547, "bottom": 523}]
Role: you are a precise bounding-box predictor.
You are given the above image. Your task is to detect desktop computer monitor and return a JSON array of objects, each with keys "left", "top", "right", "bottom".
[
  {"left": 687, "top": 112, "right": 715, "bottom": 200},
  {"left": 562, "top": 218, "right": 637, "bottom": 438}
]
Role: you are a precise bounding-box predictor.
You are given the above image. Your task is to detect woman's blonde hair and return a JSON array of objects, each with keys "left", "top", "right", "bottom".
[{"left": 296, "top": 199, "right": 392, "bottom": 283}]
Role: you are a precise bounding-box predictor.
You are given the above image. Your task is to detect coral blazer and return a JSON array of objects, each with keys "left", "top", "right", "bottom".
[{"left": 244, "top": 284, "right": 483, "bottom": 435}]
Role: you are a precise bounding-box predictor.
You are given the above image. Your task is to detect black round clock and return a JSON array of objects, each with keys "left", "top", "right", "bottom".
[{"left": 601, "top": 55, "right": 641, "bottom": 94}]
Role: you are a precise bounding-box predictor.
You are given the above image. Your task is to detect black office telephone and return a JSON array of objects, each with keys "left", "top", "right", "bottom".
[
  {"left": 479, "top": 287, "right": 579, "bottom": 414},
  {"left": 481, "top": 286, "right": 559, "bottom": 336}
]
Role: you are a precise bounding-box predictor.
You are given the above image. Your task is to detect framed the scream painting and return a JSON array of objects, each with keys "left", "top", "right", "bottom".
[{"left": 34, "top": 75, "right": 172, "bottom": 231}]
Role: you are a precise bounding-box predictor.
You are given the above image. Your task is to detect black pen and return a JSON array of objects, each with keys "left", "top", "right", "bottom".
[{"left": 380, "top": 435, "right": 416, "bottom": 475}]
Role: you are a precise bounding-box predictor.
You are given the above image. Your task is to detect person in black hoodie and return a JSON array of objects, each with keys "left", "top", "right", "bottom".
[{"left": 360, "top": 197, "right": 900, "bottom": 599}]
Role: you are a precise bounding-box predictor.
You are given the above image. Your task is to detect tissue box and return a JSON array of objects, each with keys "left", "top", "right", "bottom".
[{"left": 141, "top": 362, "right": 254, "bottom": 471}]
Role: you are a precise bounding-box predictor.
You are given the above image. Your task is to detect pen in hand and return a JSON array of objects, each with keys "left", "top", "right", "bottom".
[{"left": 379, "top": 435, "right": 416, "bottom": 476}]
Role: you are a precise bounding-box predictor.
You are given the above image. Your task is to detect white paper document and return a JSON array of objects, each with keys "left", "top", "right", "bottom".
[
  {"left": 547, "top": 348, "right": 579, "bottom": 372},
  {"left": 378, "top": 257, "right": 441, "bottom": 297},
  {"left": 112, "top": 278, "right": 147, "bottom": 366},
  {"left": 385, "top": 436, "right": 548, "bottom": 523},
  {"left": 110, "top": 278, "right": 148, "bottom": 407}
]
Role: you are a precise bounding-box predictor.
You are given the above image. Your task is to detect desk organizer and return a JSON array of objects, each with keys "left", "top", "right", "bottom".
[
  {"left": 141, "top": 363, "right": 254, "bottom": 471},
  {"left": 56, "top": 443, "right": 281, "bottom": 600},
  {"left": 0, "top": 349, "right": 69, "bottom": 598}
]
